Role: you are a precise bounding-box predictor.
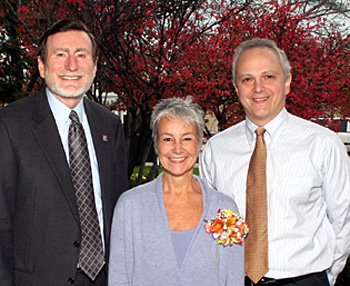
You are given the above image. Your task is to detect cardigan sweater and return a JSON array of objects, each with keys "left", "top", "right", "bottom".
[{"left": 108, "top": 174, "right": 244, "bottom": 286}]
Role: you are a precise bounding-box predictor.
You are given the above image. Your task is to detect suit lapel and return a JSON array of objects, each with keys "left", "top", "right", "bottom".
[
  {"left": 31, "top": 89, "right": 80, "bottom": 224},
  {"left": 84, "top": 99, "right": 113, "bottom": 235}
]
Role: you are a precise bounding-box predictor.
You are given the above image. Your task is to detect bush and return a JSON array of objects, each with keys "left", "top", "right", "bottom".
[{"left": 130, "top": 166, "right": 199, "bottom": 187}]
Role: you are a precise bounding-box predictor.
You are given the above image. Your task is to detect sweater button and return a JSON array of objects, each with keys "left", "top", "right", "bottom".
[{"left": 68, "top": 277, "right": 75, "bottom": 284}]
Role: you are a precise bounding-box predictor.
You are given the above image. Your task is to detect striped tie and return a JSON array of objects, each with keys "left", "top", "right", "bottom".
[{"left": 69, "top": 110, "right": 105, "bottom": 281}]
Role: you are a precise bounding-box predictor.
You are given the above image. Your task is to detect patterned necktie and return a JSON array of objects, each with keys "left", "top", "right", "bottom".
[
  {"left": 245, "top": 127, "right": 269, "bottom": 283},
  {"left": 68, "top": 110, "right": 105, "bottom": 281}
]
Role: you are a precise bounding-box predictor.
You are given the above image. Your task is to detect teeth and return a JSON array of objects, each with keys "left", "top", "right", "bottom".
[
  {"left": 254, "top": 98, "right": 267, "bottom": 101},
  {"left": 61, "top": 76, "right": 80, "bottom": 80},
  {"left": 170, "top": 158, "right": 185, "bottom": 162}
]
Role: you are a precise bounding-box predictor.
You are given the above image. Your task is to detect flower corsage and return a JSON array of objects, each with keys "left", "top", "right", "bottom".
[{"left": 204, "top": 209, "right": 248, "bottom": 246}]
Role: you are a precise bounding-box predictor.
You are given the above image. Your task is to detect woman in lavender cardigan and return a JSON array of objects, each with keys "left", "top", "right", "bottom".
[{"left": 108, "top": 97, "right": 245, "bottom": 286}]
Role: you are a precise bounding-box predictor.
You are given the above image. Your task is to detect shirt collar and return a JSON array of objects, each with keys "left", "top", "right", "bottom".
[
  {"left": 245, "top": 108, "right": 289, "bottom": 142},
  {"left": 265, "top": 108, "right": 288, "bottom": 140},
  {"left": 46, "top": 87, "right": 85, "bottom": 128}
]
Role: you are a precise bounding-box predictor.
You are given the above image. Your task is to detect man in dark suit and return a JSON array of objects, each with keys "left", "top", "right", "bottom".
[{"left": 0, "top": 19, "right": 128, "bottom": 285}]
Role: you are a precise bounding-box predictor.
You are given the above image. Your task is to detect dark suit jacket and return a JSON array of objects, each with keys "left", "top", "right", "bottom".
[{"left": 0, "top": 89, "right": 128, "bottom": 285}]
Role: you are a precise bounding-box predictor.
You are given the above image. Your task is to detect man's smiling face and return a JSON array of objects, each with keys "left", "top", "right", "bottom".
[
  {"left": 38, "top": 30, "right": 97, "bottom": 102},
  {"left": 233, "top": 47, "right": 291, "bottom": 126}
]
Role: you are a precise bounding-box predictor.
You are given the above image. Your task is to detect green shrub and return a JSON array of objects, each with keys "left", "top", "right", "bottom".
[{"left": 130, "top": 166, "right": 199, "bottom": 187}]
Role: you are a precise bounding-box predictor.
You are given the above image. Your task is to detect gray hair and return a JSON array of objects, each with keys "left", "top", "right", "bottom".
[
  {"left": 151, "top": 96, "right": 204, "bottom": 153},
  {"left": 232, "top": 38, "right": 291, "bottom": 83}
]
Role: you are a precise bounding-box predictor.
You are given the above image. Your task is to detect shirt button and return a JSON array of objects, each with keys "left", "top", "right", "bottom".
[{"left": 73, "top": 240, "right": 81, "bottom": 247}]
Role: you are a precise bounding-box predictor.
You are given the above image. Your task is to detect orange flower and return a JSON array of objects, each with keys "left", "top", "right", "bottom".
[
  {"left": 211, "top": 218, "right": 225, "bottom": 234},
  {"left": 204, "top": 209, "right": 249, "bottom": 246}
]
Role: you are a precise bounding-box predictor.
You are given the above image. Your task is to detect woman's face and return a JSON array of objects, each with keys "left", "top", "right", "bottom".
[{"left": 157, "top": 117, "right": 200, "bottom": 178}]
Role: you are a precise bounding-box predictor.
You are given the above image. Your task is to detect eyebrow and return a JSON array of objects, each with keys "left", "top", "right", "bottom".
[
  {"left": 238, "top": 70, "right": 279, "bottom": 78},
  {"left": 261, "top": 70, "right": 279, "bottom": 74},
  {"left": 159, "top": 132, "right": 196, "bottom": 137},
  {"left": 53, "top": 48, "right": 90, "bottom": 53}
]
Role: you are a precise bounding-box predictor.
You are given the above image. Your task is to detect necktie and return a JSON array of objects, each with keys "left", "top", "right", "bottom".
[
  {"left": 245, "top": 127, "right": 269, "bottom": 283},
  {"left": 68, "top": 110, "right": 105, "bottom": 281}
]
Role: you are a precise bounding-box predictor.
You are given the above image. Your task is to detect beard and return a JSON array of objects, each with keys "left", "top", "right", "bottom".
[{"left": 44, "top": 69, "right": 95, "bottom": 99}]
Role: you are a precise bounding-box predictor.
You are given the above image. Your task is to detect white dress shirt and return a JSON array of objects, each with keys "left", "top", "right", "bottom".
[
  {"left": 46, "top": 88, "right": 105, "bottom": 250},
  {"left": 200, "top": 108, "right": 350, "bottom": 285}
]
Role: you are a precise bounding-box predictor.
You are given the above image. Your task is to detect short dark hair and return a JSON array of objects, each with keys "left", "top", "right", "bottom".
[{"left": 38, "top": 18, "right": 97, "bottom": 63}]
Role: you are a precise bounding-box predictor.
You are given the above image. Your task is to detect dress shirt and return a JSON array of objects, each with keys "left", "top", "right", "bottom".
[
  {"left": 200, "top": 108, "right": 350, "bottom": 285},
  {"left": 47, "top": 88, "right": 105, "bottom": 249}
]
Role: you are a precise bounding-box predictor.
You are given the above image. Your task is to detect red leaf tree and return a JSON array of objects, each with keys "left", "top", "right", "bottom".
[{"left": 3, "top": 0, "right": 349, "bottom": 184}]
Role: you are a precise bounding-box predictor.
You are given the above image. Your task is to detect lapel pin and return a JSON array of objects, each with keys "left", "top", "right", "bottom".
[{"left": 102, "top": 135, "right": 108, "bottom": 142}]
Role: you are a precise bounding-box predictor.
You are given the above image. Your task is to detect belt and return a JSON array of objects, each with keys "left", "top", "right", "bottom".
[{"left": 245, "top": 271, "right": 322, "bottom": 285}]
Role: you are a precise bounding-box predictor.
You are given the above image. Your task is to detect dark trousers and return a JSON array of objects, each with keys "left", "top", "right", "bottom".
[
  {"left": 73, "top": 267, "right": 107, "bottom": 286},
  {"left": 245, "top": 271, "right": 330, "bottom": 286}
]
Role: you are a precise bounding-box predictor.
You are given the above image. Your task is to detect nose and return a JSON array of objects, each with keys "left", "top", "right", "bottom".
[
  {"left": 253, "top": 79, "right": 265, "bottom": 93},
  {"left": 173, "top": 140, "right": 183, "bottom": 154},
  {"left": 65, "top": 54, "right": 78, "bottom": 71}
]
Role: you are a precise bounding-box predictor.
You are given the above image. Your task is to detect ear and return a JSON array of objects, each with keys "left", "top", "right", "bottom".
[
  {"left": 93, "top": 56, "right": 99, "bottom": 76},
  {"left": 285, "top": 73, "right": 292, "bottom": 95},
  {"left": 37, "top": 56, "right": 45, "bottom": 78},
  {"left": 92, "top": 59, "right": 98, "bottom": 78},
  {"left": 233, "top": 80, "right": 239, "bottom": 96}
]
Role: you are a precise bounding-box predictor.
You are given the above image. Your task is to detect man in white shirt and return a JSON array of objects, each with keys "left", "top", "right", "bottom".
[{"left": 200, "top": 38, "right": 350, "bottom": 286}]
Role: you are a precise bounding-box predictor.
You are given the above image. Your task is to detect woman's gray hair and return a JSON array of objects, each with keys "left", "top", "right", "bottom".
[
  {"left": 232, "top": 38, "right": 291, "bottom": 83},
  {"left": 151, "top": 96, "right": 204, "bottom": 153}
]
